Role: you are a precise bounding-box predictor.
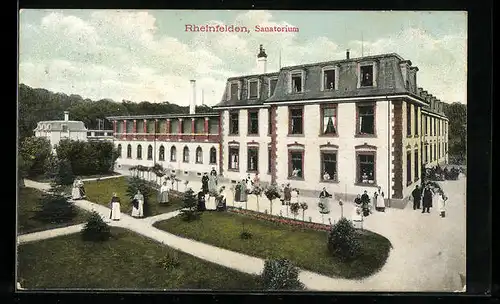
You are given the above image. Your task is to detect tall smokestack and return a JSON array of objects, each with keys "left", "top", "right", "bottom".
[
  {"left": 257, "top": 44, "right": 268, "bottom": 74},
  {"left": 64, "top": 111, "right": 69, "bottom": 121},
  {"left": 189, "top": 80, "right": 196, "bottom": 114},
  {"left": 346, "top": 49, "right": 350, "bottom": 59}
]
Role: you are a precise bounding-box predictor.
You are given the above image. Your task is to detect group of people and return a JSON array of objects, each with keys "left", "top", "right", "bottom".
[
  {"left": 279, "top": 183, "right": 301, "bottom": 206},
  {"left": 197, "top": 168, "right": 227, "bottom": 211},
  {"left": 201, "top": 167, "right": 219, "bottom": 195},
  {"left": 411, "top": 183, "right": 448, "bottom": 217},
  {"left": 71, "top": 177, "right": 86, "bottom": 200},
  {"left": 108, "top": 189, "right": 145, "bottom": 221},
  {"left": 234, "top": 173, "right": 260, "bottom": 203},
  {"left": 353, "top": 186, "right": 386, "bottom": 217}
]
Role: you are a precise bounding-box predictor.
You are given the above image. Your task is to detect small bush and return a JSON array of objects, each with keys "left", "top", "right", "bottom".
[
  {"left": 240, "top": 231, "right": 253, "bottom": 240},
  {"left": 327, "top": 217, "right": 361, "bottom": 261},
  {"left": 158, "top": 251, "right": 180, "bottom": 270},
  {"left": 261, "top": 258, "right": 305, "bottom": 290},
  {"left": 34, "top": 193, "right": 77, "bottom": 224},
  {"left": 81, "top": 211, "right": 111, "bottom": 242},
  {"left": 180, "top": 188, "right": 201, "bottom": 221}
]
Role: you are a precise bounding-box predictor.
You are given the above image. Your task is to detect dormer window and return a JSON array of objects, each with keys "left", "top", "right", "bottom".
[
  {"left": 229, "top": 81, "right": 240, "bottom": 100},
  {"left": 321, "top": 66, "right": 338, "bottom": 91},
  {"left": 360, "top": 65, "right": 373, "bottom": 87},
  {"left": 290, "top": 71, "right": 303, "bottom": 93},
  {"left": 268, "top": 77, "right": 278, "bottom": 97},
  {"left": 248, "top": 79, "right": 259, "bottom": 99}
]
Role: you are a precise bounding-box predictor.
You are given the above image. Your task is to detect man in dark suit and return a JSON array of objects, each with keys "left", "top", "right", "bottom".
[
  {"left": 412, "top": 185, "right": 422, "bottom": 210},
  {"left": 422, "top": 184, "right": 433, "bottom": 213}
]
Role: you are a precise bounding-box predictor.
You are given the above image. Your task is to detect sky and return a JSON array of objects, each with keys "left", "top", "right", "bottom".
[{"left": 19, "top": 10, "right": 467, "bottom": 106}]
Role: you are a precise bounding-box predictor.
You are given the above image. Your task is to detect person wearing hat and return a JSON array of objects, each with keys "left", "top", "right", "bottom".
[
  {"left": 201, "top": 172, "right": 209, "bottom": 194},
  {"left": 109, "top": 193, "right": 121, "bottom": 221}
]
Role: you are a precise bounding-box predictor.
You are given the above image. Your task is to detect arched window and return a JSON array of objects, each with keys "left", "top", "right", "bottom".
[
  {"left": 127, "top": 144, "right": 132, "bottom": 158},
  {"left": 147, "top": 145, "right": 153, "bottom": 160},
  {"left": 210, "top": 147, "right": 217, "bottom": 164},
  {"left": 195, "top": 147, "right": 203, "bottom": 163},
  {"left": 137, "top": 145, "right": 142, "bottom": 159},
  {"left": 159, "top": 145, "right": 165, "bottom": 161},
  {"left": 170, "top": 146, "right": 177, "bottom": 161},
  {"left": 117, "top": 144, "right": 122, "bottom": 158},
  {"left": 183, "top": 146, "right": 190, "bottom": 163}
]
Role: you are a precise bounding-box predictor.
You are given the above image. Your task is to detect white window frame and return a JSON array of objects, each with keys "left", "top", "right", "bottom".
[
  {"left": 247, "top": 78, "right": 260, "bottom": 99},
  {"left": 357, "top": 61, "right": 378, "bottom": 88},
  {"left": 289, "top": 70, "right": 305, "bottom": 94},
  {"left": 228, "top": 80, "right": 241, "bottom": 100},
  {"left": 321, "top": 65, "right": 339, "bottom": 91},
  {"left": 268, "top": 76, "right": 278, "bottom": 97}
]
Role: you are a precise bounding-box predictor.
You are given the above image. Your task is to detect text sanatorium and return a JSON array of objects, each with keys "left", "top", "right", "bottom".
[{"left": 185, "top": 24, "right": 299, "bottom": 33}]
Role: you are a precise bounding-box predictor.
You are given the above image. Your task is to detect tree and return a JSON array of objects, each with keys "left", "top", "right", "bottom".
[
  {"left": 327, "top": 217, "right": 361, "bottom": 262},
  {"left": 300, "top": 202, "right": 308, "bottom": 221},
  {"left": 18, "top": 154, "right": 32, "bottom": 188},
  {"left": 126, "top": 176, "right": 153, "bottom": 217},
  {"left": 179, "top": 188, "right": 200, "bottom": 221},
  {"left": 251, "top": 185, "right": 264, "bottom": 212},
  {"left": 443, "top": 102, "right": 467, "bottom": 164},
  {"left": 289, "top": 202, "right": 300, "bottom": 220},
  {"left": 318, "top": 201, "right": 330, "bottom": 224},
  {"left": 34, "top": 192, "right": 77, "bottom": 224},
  {"left": 19, "top": 136, "right": 52, "bottom": 177},
  {"left": 261, "top": 258, "right": 305, "bottom": 290},
  {"left": 264, "top": 184, "right": 281, "bottom": 216},
  {"left": 81, "top": 211, "right": 111, "bottom": 242},
  {"left": 55, "top": 158, "right": 75, "bottom": 186}
]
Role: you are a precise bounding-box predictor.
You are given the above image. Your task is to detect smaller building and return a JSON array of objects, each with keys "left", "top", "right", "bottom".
[{"left": 34, "top": 111, "right": 88, "bottom": 150}]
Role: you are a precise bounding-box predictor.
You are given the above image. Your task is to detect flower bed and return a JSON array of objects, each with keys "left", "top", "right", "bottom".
[{"left": 227, "top": 206, "right": 331, "bottom": 232}]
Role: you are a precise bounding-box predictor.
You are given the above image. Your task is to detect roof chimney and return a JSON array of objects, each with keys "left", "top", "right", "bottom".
[
  {"left": 346, "top": 49, "right": 350, "bottom": 59},
  {"left": 257, "top": 44, "right": 268, "bottom": 74},
  {"left": 64, "top": 111, "right": 69, "bottom": 121},
  {"left": 189, "top": 80, "right": 196, "bottom": 115}
]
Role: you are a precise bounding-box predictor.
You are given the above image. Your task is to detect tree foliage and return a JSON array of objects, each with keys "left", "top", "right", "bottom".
[
  {"left": 81, "top": 211, "right": 111, "bottom": 242},
  {"left": 19, "top": 136, "right": 52, "bottom": 177},
  {"left": 327, "top": 217, "right": 361, "bottom": 262},
  {"left": 180, "top": 188, "right": 200, "bottom": 221},
  {"left": 261, "top": 258, "right": 305, "bottom": 290},
  {"left": 443, "top": 102, "right": 467, "bottom": 164},
  {"left": 34, "top": 192, "right": 77, "bottom": 224}
]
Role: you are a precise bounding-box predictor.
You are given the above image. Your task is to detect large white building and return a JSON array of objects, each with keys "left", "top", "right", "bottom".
[
  {"left": 34, "top": 111, "right": 88, "bottom": 150},
  {"left": 108, "top": 46, "right": 449, "bottom": 208}
]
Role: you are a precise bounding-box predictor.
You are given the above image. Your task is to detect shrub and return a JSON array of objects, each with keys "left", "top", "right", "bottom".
[
  {"left": 261, "top": 258, "right": 305, "bottom": 290},
  {"left": 327, "top": 217, "right": 361, "bottom": 262},
  {"left": 81, "top": 211, "right": 111, "bottom": 242},
  {"left": 34, "top": 193, "right": 77, "bottom": 224},
  {"left": 19, "top": 136, "right": 52, "bottom": 177},
  {"left": 158, "top": 251, "right": 180, "bottom": 270},
  {"left": 55, "top": 158, "right": 75, "bottom": 186},
  {"left": 126, "top": 176, "right": 153, "bottom": 217},
  {"left": 179, "top": 188, "right": 201, "bottom": 221},
  {"left": 289, "top": 202, "right": 300, "bottom": 219}
]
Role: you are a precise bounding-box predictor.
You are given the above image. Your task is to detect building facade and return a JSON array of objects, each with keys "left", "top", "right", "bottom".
[
  {"left": 34, "top": 111, "right": 88, "bottom": 150},
  {"left": 107, "top": 48, "right": 449, "bottom": 208}
]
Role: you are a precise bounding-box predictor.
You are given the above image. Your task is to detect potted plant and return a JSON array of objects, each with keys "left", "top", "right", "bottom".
[
  {"left": 264, "top": 183, "right": 280, "bottom": 216},
  {"left": 318, "top": 201, "right": 330, "bottom": 224},
  {"left": 251, "top": 185, "right": 264, "bottom": 212},
  {"left": 289, "top": 202, "right": 300, "bottom": 220},
  {"left": 300, "top": 202, "right": 308, "bottom": 221}
]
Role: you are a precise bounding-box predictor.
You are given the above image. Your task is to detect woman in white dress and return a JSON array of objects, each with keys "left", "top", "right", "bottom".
[
  {"left": 109, "top": 193, "right": 121, "bottom": 221},
  {"left": 375, "top": 188, "right": 386, "bottom": 212},
  {"left": 438, "top": 191, "right": 447, "bottom": 218},
  {"left": 159, "top": 182, "right": 169, "bottom": 204},
  {"left": 72, "top": 177, "right": 84, "bottom": 200},
  {"left": 132, "top": 190, "right": 144, "bottom": 218}
]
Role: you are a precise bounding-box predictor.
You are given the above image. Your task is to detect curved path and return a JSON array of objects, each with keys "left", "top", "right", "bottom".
[{"left": 19, "top": 177, "right": 466, "bottom": 292}]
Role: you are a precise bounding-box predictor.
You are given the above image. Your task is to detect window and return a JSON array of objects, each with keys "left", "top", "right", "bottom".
[
  {"left": 117, "top": 144, "right": 122, "bottom": 158},
  {"left": 228, "top": 147, "right": 239, "bottom": 170},
  {"left": 357, "top": 104, "right": 375, "bottom": 135},
  {"left": 360, "top": 65, "right": 373, "bottom": 87},
  {"left": 248, "top": 110, "right": 259, "bottom": 135},
  {"left": 230, "top": 82, "right": 239, "bottom": 100},
  {"left": 183, "top": 147, "right": 190, "bottom": 163},
  {"left": 147, "top": 145, "right": 153, "bottom": 160},
  {"left": 323, "top": 69, "right": 335, "bottom": 90},
  {"left": 407, "top": 103, "right": 412, "bottom": 137},
  {"left": 147, "top": 120, "right": 155, "bottom": 133},
  {"left": 247, "top": 147, "right": 259, "bottom": 172},
  {"left": 268, "top": 108, "right": 272, "bottom": 135},
  {"left": 127, "top": 144, "right": 132, "bottom": 158},
  {"left": 357, "top": 153, "right": 375, "bottom": 184},
  {"left": 321, "top": 152, "right": 338, "bottom": 182},
  {"left": 288, "top": 150, "right": 304, "bottom": 179},
  {"left": 209, "top": 147, "right": 217, "bottom": 164},
  {"left": 289, "top": 107, "right": 303, "bottom": 135},
  {"left": 432, "top": 118, "right": 435, "bottom": 136},
  {"left": 170, "top": 146, "right": 177, "bottom": 161},
  {"left": 424, "top": 116, "right": 428, "bottom": 135},
  {"left": 229, "top": 111, "right": 239, "bottom": 135},
  {"left": 291, "top": 72, "right": 303, "bottom": 93},
  {"left": 268, "top": 147, "right": 272, "bottom": 174},
  {"left": 414, "top": 107, "right": 419, "bottom": 136},
  {"left": 406, "top": 151, "right": 412, "bottom": 185},
  {"left": 433, "top": 143, "right": 436, "bottom": 161},
  {"left": 196, "top": 147, "right": 203, "bottom": 163},
  {"left": 438, "top": 141, "right": 441, "bottom": 158},
  {"left": 269, "top": 78, "right": 278, "bottom": 97},
  {"left": 62, "top": 124, "right": 68, "bottom": 132},
  {"left": 137, "top": 145, "right": 142, "bottom": 160},
  {"left": 248, "top": 80, "right": 258, "bottom": 98},
  {"left": 321, "top": 105, "right": 337, "bottom": 135},
  {"left": 415, "top": 150, "right": 419, "bottom": 180},
  {"left": 159, "top": 145, "right": 165, "bottom": 161}
]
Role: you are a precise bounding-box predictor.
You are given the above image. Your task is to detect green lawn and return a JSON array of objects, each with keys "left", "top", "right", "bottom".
[
  {"left": 154, "top": 212, "right": 392, "bottom": 279},
  {"left": 17, "top": 187, "right": 90, "bottom": 235},
  {"left": 84, "top": 177, "right": 184, "bottom": 217},
  {"left": 17, "top": 227, "right": 262, "bottom": 290}
]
